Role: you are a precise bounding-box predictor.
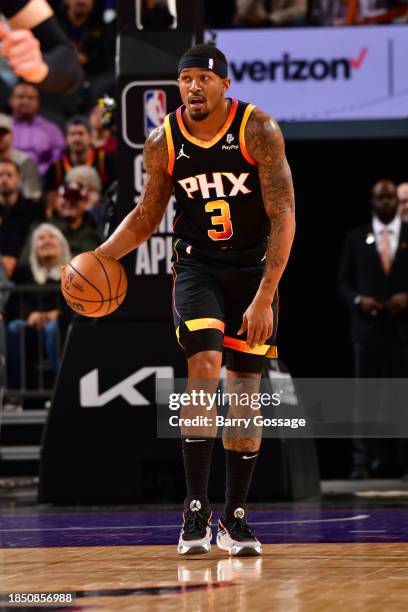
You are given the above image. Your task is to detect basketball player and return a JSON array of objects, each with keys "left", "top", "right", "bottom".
[{"left": 96, "top": 44, "right": 295, "bottom": 556}]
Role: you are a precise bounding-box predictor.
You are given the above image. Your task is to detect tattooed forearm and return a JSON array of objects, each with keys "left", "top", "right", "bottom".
[
  {"left": 246, "top": 108, "right": 295, "bottom": 299},
  {"left": 98, "top": 125, "right": 174, "bottom": 260}
]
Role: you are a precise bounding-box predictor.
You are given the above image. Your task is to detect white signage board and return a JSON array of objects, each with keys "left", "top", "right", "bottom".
[{"left": 212, "top": 26, "right": 408, "bottom": 121}]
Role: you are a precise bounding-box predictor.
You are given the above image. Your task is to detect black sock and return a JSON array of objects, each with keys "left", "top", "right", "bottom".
[
  {"left": 224, "top": 449, "right": 259, "bottom": 520},
  {"left": 181, "top": 437, "right": 215, "bottom": 513}
]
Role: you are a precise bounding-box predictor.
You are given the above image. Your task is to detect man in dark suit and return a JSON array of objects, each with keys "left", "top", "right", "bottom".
[{"left": 339, "top": 179, "right": 408, "bottom": 478}]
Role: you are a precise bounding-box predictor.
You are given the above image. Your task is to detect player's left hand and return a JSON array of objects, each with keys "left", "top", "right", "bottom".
[
  {"left": 238, "top": 296, "right": 273, "bottom": 349},
  {"left": 0, "top": 23, "right": 49, "bottom": 83}
]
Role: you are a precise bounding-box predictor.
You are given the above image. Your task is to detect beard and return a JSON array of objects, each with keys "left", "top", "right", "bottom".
[{"left": 189, "top": 109, "right": 210, "bottom": 122}]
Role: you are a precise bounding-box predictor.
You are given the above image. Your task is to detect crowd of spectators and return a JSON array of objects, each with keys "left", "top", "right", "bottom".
[
  {"left": 204, "top": 0, "right": 408, "bottom": 28},
  {"left": 140, "top": 0, "right": 408, "bottom": 28},
  {"left": 0, "top": 1, "right": 118, "bottom": 403}
]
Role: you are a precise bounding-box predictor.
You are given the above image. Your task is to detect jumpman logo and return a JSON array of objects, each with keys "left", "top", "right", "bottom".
[{"left": 177, "top": 144, "right": 190, "bottom": 160}]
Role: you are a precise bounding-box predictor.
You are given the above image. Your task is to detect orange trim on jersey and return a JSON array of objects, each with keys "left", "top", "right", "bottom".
[
  {"left": 239, "top": 104, "right": 257, "bottom": 166},
  {"left": 223, "top": 335, "right": 274, "bottom": 356},
  {"left": 185, "top": 318, "right": 225, "bottom": 333},
  {"left": 176, "top": 99, "right": 239, "bottom": 149},
  {"left": 164, "top": 115, "right": 175, "bottom": 175}
]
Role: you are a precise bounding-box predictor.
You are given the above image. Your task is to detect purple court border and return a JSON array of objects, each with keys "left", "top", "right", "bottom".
[{"left": 0, "top": 509, "right": 407, "bottom": 548}]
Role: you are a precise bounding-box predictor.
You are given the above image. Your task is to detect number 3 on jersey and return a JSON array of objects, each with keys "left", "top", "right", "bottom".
[{"left": 205, "top": 200, "right": 233, "bottom": 241}]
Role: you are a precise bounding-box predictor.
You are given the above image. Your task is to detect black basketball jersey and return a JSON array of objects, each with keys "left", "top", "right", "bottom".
[{"left": 164, "top": 98, "right": 269, "bottom": 250}]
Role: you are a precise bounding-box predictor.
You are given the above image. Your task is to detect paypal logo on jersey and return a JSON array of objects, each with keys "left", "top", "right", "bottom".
[
  {"left": 144, "top": 90, "right": 167, "bottom": 137},
  {"left": 223, "top": 133, "right": 239, "bottom": 151}
]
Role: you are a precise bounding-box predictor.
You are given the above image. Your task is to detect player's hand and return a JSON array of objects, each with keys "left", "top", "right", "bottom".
[
  {"left": 358, "top": 296, "right": 383, "bottom": 316},
  {"left": 94, "top": 248, "right": 116, "bottom": 262},
  {"left": 385, "top": 293, "right": 408, "bottom": 317},
  {"left": 0, "top": 23, "right": 49, "bottom": 83},
  {"left": 238, "top": 296, "right": 273, "bottom": 349}
]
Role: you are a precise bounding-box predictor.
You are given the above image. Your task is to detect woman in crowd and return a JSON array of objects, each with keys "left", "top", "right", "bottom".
[{"left": 7, "top": 223, "right": 71, "bottom": 395}]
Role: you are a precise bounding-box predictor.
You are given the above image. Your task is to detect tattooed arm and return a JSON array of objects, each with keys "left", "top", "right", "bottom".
[
  {"left": 238, "top": 108, "right": 295, "bottom": 348},
  {"left": 96, "top": 125, "right": 174, "bottom": 260}
]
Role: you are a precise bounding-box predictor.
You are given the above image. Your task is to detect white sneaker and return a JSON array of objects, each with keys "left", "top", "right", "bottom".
[
  {"left": 217, "top": 508, "right": 262, "bottom": 556},
  {"left": 177, "top": 499, "right": 212, "bottom": 555}
]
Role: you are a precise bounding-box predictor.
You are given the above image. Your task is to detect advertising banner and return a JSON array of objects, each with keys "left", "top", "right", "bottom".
[{"left": 213, "top": 26, "right": 408, "bottom": 121}]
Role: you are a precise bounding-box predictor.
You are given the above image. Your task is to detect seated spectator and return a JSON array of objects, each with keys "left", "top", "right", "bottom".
[
  {"left": 7, "top": 224, "right": 71, "bottom": 399},
  {"left": 0, "top": 160, "right": 44, "bottom": 278},
  {"left": 9, "top": 82, "right": 65, "bottom": 176},
  {"left": 58, "top": 0, "right": 115, "bottom": 106},
  {"left": 234, "top": 0, "right": 306, "bottom": 25},
  {"left": 45, "top": 116, "right": 116, "bottom": 215},
  {"left": 269, "top": 0, "right": 307, "bottom": 25},
  {"left": 320, "top": 0, "right": 408, "bottom": 24},
  {"left": 89, "top": 103, "right": 117, "bottom": 155},
  {"left": 51, "top": 180, "right": 101, "bottom": 255},
  {"left": 309, "top": 0, "right": 349, "bottom": 25},
  {"left": 233, "top": 0, "right": 270, "bottom": 25},
  {"left": 0, "top": 113, "right": 42, "bottom": 201},
  {"left": 65, "top": 165, "right": 102, "bottom": 218}
]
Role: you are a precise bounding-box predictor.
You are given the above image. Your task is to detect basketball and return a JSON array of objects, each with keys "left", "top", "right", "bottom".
[{"left": 61, "top": 251, "right": 128, "bottom": 318}]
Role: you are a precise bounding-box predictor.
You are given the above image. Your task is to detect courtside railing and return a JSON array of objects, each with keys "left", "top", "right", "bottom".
[{"left": 0, "top": 284, "right": 65, "bottom": 463}]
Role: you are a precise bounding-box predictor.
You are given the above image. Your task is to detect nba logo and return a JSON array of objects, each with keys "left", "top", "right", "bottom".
[
  {"left": 208, "top": 58, "right": 214, "bottom": 70},
  {"left": 144, "top": 90, "right": 167, "bottom": 137}
]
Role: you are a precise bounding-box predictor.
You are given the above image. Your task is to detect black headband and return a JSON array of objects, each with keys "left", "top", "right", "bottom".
[{"left": 178, "top": 54, "right": 228, "bottom": 79}]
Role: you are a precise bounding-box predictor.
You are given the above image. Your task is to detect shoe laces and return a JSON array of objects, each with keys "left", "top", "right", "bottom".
[
  {"left": 184, "top": 509, "right": 208, "bottom": 534},
  {"left": 226, "top": 517, "right": 255, "bottom": 539}
]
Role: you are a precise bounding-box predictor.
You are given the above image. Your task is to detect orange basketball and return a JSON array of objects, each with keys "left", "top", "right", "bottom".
[{"left": 61, "top": 251, "right": 127, "bottom": 318}]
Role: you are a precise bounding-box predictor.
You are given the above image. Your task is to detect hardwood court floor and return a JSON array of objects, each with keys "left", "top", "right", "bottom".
[
  {"left": 1, "top": 542, "right": 408, "bottom": 610},
  {"left": 1, "top": 505, "right": 408, "bottom": 610}
]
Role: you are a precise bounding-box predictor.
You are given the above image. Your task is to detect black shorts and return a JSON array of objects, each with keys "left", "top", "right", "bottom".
[{"left": 172, "top": 238, "right": 279, "bottom": 373}]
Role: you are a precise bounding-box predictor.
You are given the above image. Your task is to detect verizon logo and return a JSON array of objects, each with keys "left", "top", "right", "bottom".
[{"left": 230, "top": 47, "right": 368, "bottom": 82}]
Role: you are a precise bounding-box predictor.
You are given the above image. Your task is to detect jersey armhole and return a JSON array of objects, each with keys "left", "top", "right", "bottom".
[
  {"left": 164, "top": 115, "right": 175, "bottom": 175},
  {"left": 239, "top": 104, "right": 257, "bottom": 166}
]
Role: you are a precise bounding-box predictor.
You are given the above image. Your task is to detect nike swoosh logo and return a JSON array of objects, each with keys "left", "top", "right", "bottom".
[
  {"left": 185, "top": 439, "right": 206, "bottom": 443},
  {"left": 242, "top": 454, "right": 258, "bottom": 460}
]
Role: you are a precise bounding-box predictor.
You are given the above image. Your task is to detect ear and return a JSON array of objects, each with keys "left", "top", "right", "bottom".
[{"left": 223, "top": 78, "right": 232, "bottom": 94}]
